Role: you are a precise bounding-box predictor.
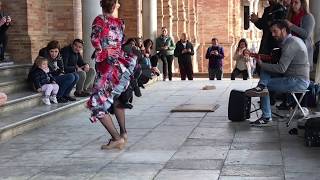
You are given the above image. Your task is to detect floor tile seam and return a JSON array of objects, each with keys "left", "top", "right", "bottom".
[
  {"left": 89, "top": 113, "right": 172, "bottom": 179},
  {"left": 277, "top": 121, "right": 290, "bottom": 179},
  {"left": 218, "top": 118, "right": 237, "bottom": 179},
  {"left": 152, "top": 112, "right": 211, "bottom": 179}
]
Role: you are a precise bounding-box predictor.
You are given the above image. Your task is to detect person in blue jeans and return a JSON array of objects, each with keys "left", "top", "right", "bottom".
[
  {"left": 38, "top": 40, "right": 79, "bottom": 103},
  {"left": 245, "top": 20, "right": 310, "bottom": 126}
]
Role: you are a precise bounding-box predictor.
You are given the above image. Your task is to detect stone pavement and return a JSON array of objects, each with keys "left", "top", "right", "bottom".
[{"left": 1, "top": 79, "right": 320, "bottom": 180}]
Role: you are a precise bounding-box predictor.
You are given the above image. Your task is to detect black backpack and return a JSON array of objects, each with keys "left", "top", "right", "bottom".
[{"left": 305, "top": 117, "right": 320, "bottom": 147}]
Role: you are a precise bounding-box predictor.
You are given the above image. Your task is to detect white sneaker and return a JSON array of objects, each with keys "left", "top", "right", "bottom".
[
  {"left": 50, "top": 96, "right": 58, "bottom": 104},
  {"left": 42, "top": 97, "right": 51, "bottom": 105}
]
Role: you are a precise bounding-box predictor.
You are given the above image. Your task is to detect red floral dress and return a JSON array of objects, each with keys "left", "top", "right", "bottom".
[{"left": 87, "top": 15, "right": 136, "bottom": 122}]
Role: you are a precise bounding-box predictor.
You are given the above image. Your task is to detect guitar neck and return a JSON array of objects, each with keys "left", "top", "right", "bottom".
[{"left": 249, "top": 53, "right": 273, "bottom": 61}]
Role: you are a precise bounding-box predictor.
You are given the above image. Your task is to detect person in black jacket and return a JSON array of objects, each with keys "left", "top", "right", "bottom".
[
  {"left": 39, "top": 40, "right": 79, "bottom": 103},
  {"left": 174, "top": 33, "right": 194, "bottom": 80},
  {"left": 250, "top": 0, "right": 286, "bottom": 74},
  {"left": 28, "top": 56, "right": 59, "bottom": 105},
  {"left": 0, "top": 1, "right": 11, "bottom": 62},
  {"left": 61, "top": 39, "right": 96, "bottom": 97}
]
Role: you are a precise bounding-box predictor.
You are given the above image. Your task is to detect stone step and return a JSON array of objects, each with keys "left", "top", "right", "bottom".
[
  {"left": 0, "top": 97, "right": 89, "bottom": 142},
  {"left": 0, "top": 76, "right": 30, "bottom": 94},
  {"left": 0, "top": 91, "right": 42, "bottom": 114},
  {"left": 0, "top": 64, "right": 32, "bottom": 77}
]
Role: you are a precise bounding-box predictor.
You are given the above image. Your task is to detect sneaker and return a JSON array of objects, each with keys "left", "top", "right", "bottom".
[
  {"left": 42, "top": 97, "right": 51, "bottom": 105},
  {"left": 245, "top": 86, "right": 269, "bottom": 97},
  {"left": 249, "top": 117, "right": 272, "bottom": 127},
  {"left": 49, "top": 95, "right": 58, "bottom": 104},
  {"left": 74, "top": 91, "right": 90, "bottom": 97},
  {"left": 57, "top": 97, "right": 68, "bottom": 103},
  {"left": 64, "top": 96, "right": 77, "bottom": 101}
]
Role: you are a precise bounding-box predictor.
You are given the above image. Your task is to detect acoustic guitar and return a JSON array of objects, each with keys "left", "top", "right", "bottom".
[{"left": 249, "top": 48, "right": 281, "bottom": 64}]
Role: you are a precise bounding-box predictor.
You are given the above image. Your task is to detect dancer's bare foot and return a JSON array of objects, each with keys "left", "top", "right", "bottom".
[
  {"left": 121, "top": 133, "right": 128, "bottom": 143},
  {"left": 101, "top": 138, "right": 125, "bottom": 150}
]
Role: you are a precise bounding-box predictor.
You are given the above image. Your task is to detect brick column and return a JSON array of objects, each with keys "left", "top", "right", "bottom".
[
  {"left": 81, "top": 0, "right": 101, "bottom": 66},
  {"left": 157, "top": 0, "right": 164, "bottom": 33},
  {"left": 171, "top": 0, "right": 179, "bottom": 41},
  {"left": 6, "top": 0, "right": 31, "bottom": 63},
  {"left": 118, "top": 0, "right": 141, "bottom": 38},
  {"left": 188, "top": 0, "right": 199, "bottom": 72},
  {"left": 162, "top": 0, "right": 173, "bottom": 37},
  {"left": 178, "top": 0, "right": 186, "bottom": 34}
]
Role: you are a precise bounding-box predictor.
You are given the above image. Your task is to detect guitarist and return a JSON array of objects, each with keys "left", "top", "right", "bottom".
[
  {"left": 245, "top": 20, "right": 310, "bottom": 126},
  {"left": 250, "top": 0, "right": 286, "bottom": 74}
]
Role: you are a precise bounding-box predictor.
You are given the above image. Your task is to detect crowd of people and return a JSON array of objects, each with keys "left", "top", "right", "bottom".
[{"left": 0, "top": 0, "right": 318, "bottom": 148}]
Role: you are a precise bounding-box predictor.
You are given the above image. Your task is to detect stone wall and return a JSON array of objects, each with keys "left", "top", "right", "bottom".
[{"left": 4, "top": 0, "right": 82, "bottom": 63}]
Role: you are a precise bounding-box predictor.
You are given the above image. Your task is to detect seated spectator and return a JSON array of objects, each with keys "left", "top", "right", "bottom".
[
  {"left": 61, "top": 39, "right": 96, "bottom": 97},
  {"left": 231, "top": 38, "right": 251, "bottom": 80},
  {"left": 0, "top": 92, "right": 7, "bottom": 106},
  {"left": 0, "top": 1, "right": 12, "bottom": 62},
  {"left": 245, "top": 20, "right": 310, "bottom": 126},
  {"left": 39, "top": 40, "right": 79, "bottom": 103},
  {"left": 28, "top": 56, "right": 59, "bottom": 105}
]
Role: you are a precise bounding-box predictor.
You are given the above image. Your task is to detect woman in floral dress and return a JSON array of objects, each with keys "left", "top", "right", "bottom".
[{"left": 87, "top": 0, "right": 136, "bottom": 150}]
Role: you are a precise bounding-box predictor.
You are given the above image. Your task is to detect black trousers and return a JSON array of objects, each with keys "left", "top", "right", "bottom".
[
  {"left": 178, "top": 58, "right": 193, "bottom": 80},
  {"left": 231, "top": 68, "right": 248, "bottom": 80},
  {"left": 208, "top": 67, "right": 223, "bottom": 80},
  {"left": 159, "top": 54, "right": 173, "bottom": 80},
  {"left": 0, "top": 34, "right": 8, "bottom": 61}
]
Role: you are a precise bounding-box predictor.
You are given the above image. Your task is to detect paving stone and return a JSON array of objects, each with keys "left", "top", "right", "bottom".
[
  {"left": 165, "top": 159, "right": 223, "bottom": 170},
  {"left": 155, "top": 169, "right": 220, "bottom": 180},
  {"left": 30, "top": 173, "right": 94, "bottom": 180},
  {"left": 128, "top": 130, "right": 189, "bottom": 151},
  {"left": 225, "top": 150, "right": 283, "bottom": 166},
  {"left": 285, "top": 172, "right": 320, "bottom": 180},
  {"left": 169, "top": 112, "right": 207, "bottom": 118},
  {"left": 221, "top": 165, "right": 283, "bottom": 177},
  {"left": 283, "top": 156, "right": 320, "bottom": 173},
  {"left": 172, "top": 146, "right": 229, "bottom": 160},
  {"left": 92, "top": 163, "right": 163, "bottom": 180},
  {"left": 233, "top": 129, "right": 280, "bottom": 143},
  {"left": 3, "top": 150, "right": 73, "bottom": 167},
  {"left": 160, "top": 117, "right": 201, "bottom": 127},
  {"left": 115, "top": 150, "right": 175, "bottom": 164},
  {"left": 219, "top": 176, "right": 283, "bottom": 180},
  {"left": 0, "top": 166, "right": 45, "bottom": 180},
  {"left": 183, "top": 138, "right": 232, "bottom": 146},
  {"left": 189, "top": 127, "right": 235, "bottom": 140},
  {"left": 231, "top": 142, "right": 281, "bottom": 150}
]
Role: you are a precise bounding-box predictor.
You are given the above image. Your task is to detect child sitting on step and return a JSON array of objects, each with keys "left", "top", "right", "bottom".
[{"left": 28, "top": 56, "right": 59, "bottom": 105}]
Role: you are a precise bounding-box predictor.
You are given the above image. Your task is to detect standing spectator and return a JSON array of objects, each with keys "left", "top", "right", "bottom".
[
  {"left": 174, "top": 33, "right": 194, "bottom": 80},
  {"left": 282, "top": 0, "right": 292, "bottom": 16},
  {"left": 250, "top": 0, "right": 286, "bottom": 74},
  {"left": 87, "top": 0, "right": 137, "bottom": 150},
  {"left": 155, "top": 27, "right": 175, "bottom": 81},
  {"left": 0, "top": 0, "right": 11, "bottom": 62},
  {"left": 205, "top": 38, "right": 225, "bottom": 80},
  {"left": 61, "top": 39, "right": 96, "bottom": 97},
  {"left": 39, "top": 40, "right": 79, "bottom": 103},
  {"left": 28, "top": 56, "right": 59, "bottom": 105},
  {"left": 0, "top": 92, "right": 7, "bottom": 106},
  {"left": 286, "top": 0, "right": 315, "bottom": 70},
  {"left": 144, "top": 39, "right": 160, "bottom": 76},
  {"left": 231, "top": 39, "right": 250, "bottom": 80}
]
